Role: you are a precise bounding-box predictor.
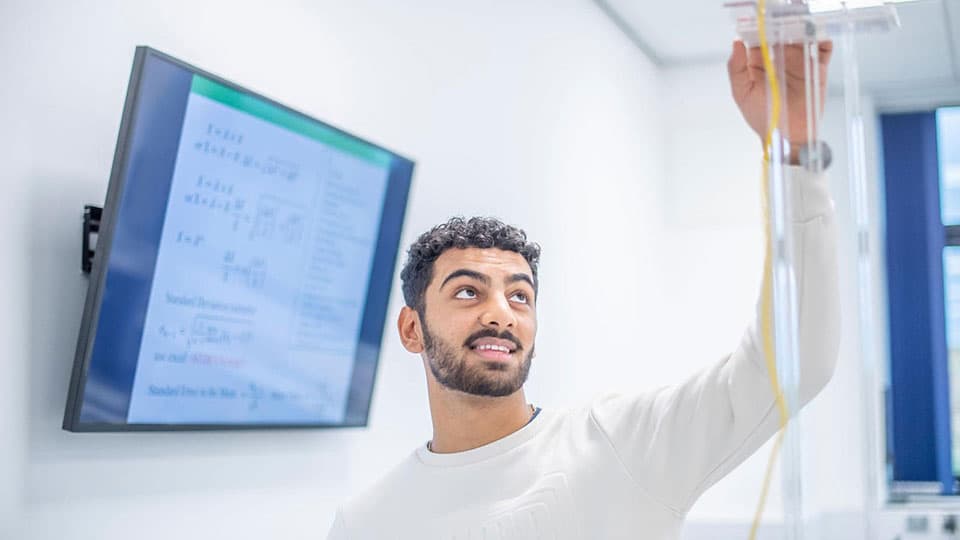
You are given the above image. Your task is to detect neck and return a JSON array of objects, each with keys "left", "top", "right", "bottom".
[{"left": 425, "top": 373, "right": 533, "bottom": 454}]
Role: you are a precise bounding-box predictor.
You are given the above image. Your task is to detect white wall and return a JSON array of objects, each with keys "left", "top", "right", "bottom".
[
  {"left": 659, "top": 60, "right": 770, "bottom": 530},
  {"left": 0, "top": 1, "right": 671, "bottom": 538}
]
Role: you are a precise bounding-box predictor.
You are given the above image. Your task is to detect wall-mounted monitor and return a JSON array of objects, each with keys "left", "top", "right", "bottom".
[{"left": 63, "top": 47, "right": 414, "bottom": 432}]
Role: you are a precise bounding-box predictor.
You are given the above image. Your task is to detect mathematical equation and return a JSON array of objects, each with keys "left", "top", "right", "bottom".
[
  {"left": 181, "top": 183, "right": 305, "bottom": 249},
  {"left": 222, "top": 250, "right": 266, "bottom": 289},
  {"left": 157, "top": 315, "right": 254, "bottom": 349},
  {"left": 175, "top": 231, "right": 204, "bottom": 247},
  {"left": 145, "top": 382, "right": 307, "bottom": 411},
  {"left": 206, "top": 122, "right": 244, "bottom": 144},
  {"left": 151, "top": 351, "right": 244, "bottom": 369},
  {"left": 193, "top": 140, "right": 300, "bottom": 181},
  {"left": 196, "top": 174, "right": 234, "bottom": 195},
  {"left": 183, "top": 191, "right": 246, "bottom": 213}
]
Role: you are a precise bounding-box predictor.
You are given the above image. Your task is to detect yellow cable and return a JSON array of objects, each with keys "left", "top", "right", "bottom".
[
  {"left": 748, "top": 0, "right": 791, "bottom": 538},
  {"left": 749, "top": 430, "right": 785, "bottom": 538}
]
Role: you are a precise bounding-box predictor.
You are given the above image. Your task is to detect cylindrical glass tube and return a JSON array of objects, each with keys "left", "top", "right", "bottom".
[
  {"left": 765, "top": 14, "right": 803, "bottom": 540},
  {"left": 840, "top": 13, "right": 883, "bottom": 540}
]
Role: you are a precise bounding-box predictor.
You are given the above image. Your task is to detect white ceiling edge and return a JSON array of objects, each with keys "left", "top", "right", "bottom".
[
  {"left": 823, "top": 74, "right": 957, "bottom": 99},
  {"left": 591, "top": 0, "right": 667, "bottom": 66},
  {"left": 868, "top": 81, "right": 960, "bottom": 112}
]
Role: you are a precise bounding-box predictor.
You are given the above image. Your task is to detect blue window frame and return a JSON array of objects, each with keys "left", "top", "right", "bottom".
[{"left": 882, "top": 108, "right": 960, "bottom": 495}]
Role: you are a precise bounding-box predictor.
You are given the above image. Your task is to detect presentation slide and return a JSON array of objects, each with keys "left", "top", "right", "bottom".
[{"left": 125, "top": 76, "right": 390, "bottom": 424}]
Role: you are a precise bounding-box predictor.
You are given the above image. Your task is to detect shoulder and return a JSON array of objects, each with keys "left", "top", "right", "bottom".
[
  {"left": 588, "top": 389, "right": 666, "bottom": 423},
  {"left": 340, "top": 450, "right": 423, "bottom": 523}
]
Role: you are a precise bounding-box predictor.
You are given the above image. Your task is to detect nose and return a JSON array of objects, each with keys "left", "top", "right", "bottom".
[{"left": 479, "top": 294, "right": 516, "bottom": 329}]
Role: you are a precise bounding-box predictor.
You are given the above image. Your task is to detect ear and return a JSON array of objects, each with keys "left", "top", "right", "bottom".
[{"left": 398, "top": 306, "right": 425, "bottom": 353}]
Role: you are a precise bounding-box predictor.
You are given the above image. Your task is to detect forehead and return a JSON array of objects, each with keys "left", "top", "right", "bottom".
[{"left": 432, "top": 248, "right": 533, "bottom": 282}]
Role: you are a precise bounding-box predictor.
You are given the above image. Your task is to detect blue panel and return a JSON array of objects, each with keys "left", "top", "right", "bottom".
[
  {"left": 882, "top": 112, "right": 954, "bottom": 493},
  {"left": 79, "top": 52, "right": 192, "bottom": 423}
]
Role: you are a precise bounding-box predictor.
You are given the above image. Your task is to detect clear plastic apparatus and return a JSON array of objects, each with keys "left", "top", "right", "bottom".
[{"left": 723, "top": 1, "right": 899, "bottom": 539}]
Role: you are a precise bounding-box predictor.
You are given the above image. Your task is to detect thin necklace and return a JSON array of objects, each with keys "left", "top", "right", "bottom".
[{"left": 427, "top": 404, "right": 537, "bottom": 452}]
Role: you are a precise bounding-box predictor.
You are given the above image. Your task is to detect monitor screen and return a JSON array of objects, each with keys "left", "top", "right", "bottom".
[{"left": 63, "top": 47, "right": 414, "bottom": 431}]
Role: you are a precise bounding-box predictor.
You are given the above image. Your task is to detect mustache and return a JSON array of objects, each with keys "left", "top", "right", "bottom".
[{"left": 462, "top": 328, "right": 522, "bottom": 351}]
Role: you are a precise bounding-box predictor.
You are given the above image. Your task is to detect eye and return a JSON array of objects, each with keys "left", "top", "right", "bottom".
[
  {"left": 510, "top": 292, "right": 529, "bottom": 304},
  {"left": 455, "top": 288, "right": 477, "bottom": 299}
]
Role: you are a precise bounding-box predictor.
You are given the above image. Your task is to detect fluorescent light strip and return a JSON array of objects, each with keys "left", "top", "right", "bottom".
[{"left": 809, "top": 0, "right": 923, "bottom": 13}]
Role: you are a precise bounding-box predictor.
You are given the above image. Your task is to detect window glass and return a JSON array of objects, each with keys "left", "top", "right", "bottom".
[
  {"left": 938, "top": 107, "right": 960, "bottom": 226},
  {"left": 943, "top": 247, "right": 960, "bottom": 475}
]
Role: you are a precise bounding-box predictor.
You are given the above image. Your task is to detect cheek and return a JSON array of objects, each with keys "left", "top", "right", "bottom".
[
  {"left": 520, "top": 314, "right": 537, "bottom": 343},
  {"left": 426, "top": 306, "right": 474, "bottom": 339}
]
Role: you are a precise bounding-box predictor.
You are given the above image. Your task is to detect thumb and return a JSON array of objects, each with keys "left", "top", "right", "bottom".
[
  {"left": 727, "top": 40, "right": 748, "bottom": 77},
  {"left": 727, "top": 40, "right": 751, "bottom": 99}
]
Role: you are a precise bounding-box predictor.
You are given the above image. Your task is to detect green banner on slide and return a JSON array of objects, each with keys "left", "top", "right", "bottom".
[{"left": 190, "top": 75, "right": 391, "bottom": 168}]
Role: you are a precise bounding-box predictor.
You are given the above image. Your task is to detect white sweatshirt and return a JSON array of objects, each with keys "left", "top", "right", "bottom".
[{"left": 328, "top": 168, "right": 840, "bottom": 540}]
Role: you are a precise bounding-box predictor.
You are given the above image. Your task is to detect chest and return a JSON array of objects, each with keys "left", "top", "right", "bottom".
[{"left": 382, "top": 443, "right": 682, "bottom": 539}]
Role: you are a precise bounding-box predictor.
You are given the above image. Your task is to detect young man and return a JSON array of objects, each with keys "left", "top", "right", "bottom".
[{"left": 327, "top": 40, "right": 839, "bottom": 539}]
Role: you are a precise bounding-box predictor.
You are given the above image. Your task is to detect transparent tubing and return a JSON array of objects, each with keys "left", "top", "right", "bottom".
[
  {"left": 764, "top": 13, "right": 804, "bottom": 540},
  {"left": 840, "top": 15, "right": 882, "bottom": 540}
]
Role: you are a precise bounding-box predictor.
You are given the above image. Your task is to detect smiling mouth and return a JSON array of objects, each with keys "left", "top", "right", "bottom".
[
  {"left": 470, "top": 344, "right": 515, "bottom": 354},
  {"left": 468, "top": 343, "right": 517, "bottom": 362}
]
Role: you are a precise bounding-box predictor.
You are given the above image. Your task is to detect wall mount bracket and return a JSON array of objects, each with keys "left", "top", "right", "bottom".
[{"left": 82, "top": 205, "right": 103, "bottom": 274}]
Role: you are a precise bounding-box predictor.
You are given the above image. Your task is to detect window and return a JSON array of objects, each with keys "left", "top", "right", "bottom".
[
  {"left": 882, "top": 108, "right": 960, "bottom": 496},
  {"left": 939, "top": 108, "right": 960, "bottom": 480}
]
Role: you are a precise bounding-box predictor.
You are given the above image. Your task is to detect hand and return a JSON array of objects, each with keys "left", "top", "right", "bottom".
[{"left": 727, "top": 39, "right": 833, "bottom": 148}]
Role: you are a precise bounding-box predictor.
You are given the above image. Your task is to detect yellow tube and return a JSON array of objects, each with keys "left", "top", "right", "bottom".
[{"left": 748, "top": 0, "right": 790, "bottom": 538}]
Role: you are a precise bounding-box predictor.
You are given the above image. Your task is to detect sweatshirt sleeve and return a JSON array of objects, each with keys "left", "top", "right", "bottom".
[{"left": 590, "top": 167, "right": 840, "bottom": 513}]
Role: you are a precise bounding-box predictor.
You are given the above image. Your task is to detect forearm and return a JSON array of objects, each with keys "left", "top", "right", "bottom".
[
  {"left": 678, "top": 166, "right": 841, "bottom": 505},
  {"left": 743, "top": 166, "right": 841, "bottom": 402},
  {"left": 589, "top": 166, "right": 841, "bottom": 512}
]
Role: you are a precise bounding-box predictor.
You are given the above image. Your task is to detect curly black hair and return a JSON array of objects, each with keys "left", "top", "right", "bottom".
[{"left": 400, "top": 216, "right": 541, "bottom": 314}]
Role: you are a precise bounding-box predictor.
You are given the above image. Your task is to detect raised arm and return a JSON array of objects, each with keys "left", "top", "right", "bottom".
[
  {"left": 589, "top": 39, "right": 840, "bottom": 513},
  {"left": 590, "top": 166, "right": 839, "bottom": 512}
]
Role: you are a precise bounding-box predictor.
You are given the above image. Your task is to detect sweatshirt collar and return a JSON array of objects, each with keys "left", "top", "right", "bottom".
[{"left": 415, "top": 408, "right": 552, "bottom": 467}]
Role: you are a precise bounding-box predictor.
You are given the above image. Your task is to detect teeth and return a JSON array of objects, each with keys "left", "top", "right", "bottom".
[{"left": 475, "top": 344, "right": 510, "bottom": 353}]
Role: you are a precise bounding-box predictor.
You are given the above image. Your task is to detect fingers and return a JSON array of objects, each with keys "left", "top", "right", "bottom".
[
  {"left": 729, "top": 40, "right": 766, "bottom": 87},
  {"left": 742, "top": 40, "right": 832, "bottom": 64},
  {"left": 818, "top": 40, "right": 833, "bottom": 66},
  {"left": 727, "top": 38, "right": 833, "bottom": 99},
  {"left": 728, "top": 40, "right": 756, "bottom": 99},
  {"left": 740, "top": 40, "right": 832, "bottom": 83}
]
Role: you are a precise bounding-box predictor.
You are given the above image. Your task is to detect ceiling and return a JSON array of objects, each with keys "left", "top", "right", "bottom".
[{"left": 596, "top": 0, "right": 960, "bottom": 110}]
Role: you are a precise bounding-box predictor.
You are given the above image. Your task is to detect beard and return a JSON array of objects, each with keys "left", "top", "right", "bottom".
[{"left": 422, "top": 319, "right": 534, "bottom": 397}]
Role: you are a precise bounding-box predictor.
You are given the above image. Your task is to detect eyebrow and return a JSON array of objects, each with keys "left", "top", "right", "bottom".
[
  {"left": 440, "top": 269, "right": 489, "bottom": 290},
  {"left": 439, "top": 269, "right": 535, "bottom": 292},
  {"left": 507, "top": 273, "right": 536, "bottom": 291}
]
